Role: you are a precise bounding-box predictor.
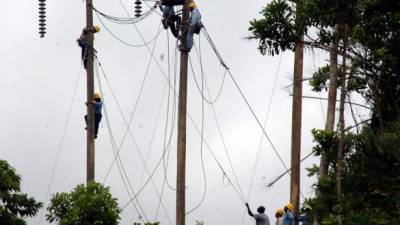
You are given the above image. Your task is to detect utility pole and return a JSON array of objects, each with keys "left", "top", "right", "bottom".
[
  {"left": 85, "top": 0, "right": 95, "bottom": 183},
  {"left": 290, "top": 1, "right": 304, "bottom": 220},
  {"left": 176, "top": 1, "right": 190, "bottom": 225}
]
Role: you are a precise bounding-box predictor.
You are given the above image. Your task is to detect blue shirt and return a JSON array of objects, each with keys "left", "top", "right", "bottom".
[
  {"left": 282, "top": 212, "right": 294, "bottom": 225},
  {"left": 95, "top": 101, "right": 103, "bottom": 114},
  {"left": 190, "top": 8, "right": 201, "bottom": 27}
]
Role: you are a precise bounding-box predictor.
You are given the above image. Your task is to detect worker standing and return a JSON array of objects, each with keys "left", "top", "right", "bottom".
[
  {"left": 85, "top": 92, "right": 103, "bottom": 139},
  {"left": 245, "top": 203, "right": 271, "bottom": 225},
  {"left": 282, "top": 203, "right": 295, "bottom": 225},
  {"left": 297, "top": 206, "right": 311, "bottom": 225},
  {"left": 77, "top": 25, "right": 100, "bottom": 69},
  {"left": 275, "top": 208, "right": 284, "bottom": 225}
]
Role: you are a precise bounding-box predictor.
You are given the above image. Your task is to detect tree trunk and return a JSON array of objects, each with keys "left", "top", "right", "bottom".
[
  {"left": 314, "top": 28, "right": 339, "bottom": 225},
  {"left": 336, "top": 25, "right": 348, "bottom": 225}
]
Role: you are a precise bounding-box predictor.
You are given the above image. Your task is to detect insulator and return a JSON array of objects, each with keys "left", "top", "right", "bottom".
[
  {"left": 38, "top": 0, "right": 47, "bottom": 38},
  {"left": 134, "top": 0, "right": 142, "bottom": 18}
]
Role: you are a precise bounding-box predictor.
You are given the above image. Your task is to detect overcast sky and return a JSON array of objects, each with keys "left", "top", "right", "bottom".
[{"left": 0, "top": 0, "right": 370, "bottom": 225}]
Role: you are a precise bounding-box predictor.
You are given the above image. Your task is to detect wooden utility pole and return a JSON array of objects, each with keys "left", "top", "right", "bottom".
[
  {"left": 176, "top": 1, "right": 190, "bottom": 225},
  {"left": 290, "top": 1, "right": 304, "bottom": 220},
  {"left": 290, "top": 33, "right": 303, "bottom": 220},
  {"left": 85, "top": 0, "right": 95, "bottom": 183}
]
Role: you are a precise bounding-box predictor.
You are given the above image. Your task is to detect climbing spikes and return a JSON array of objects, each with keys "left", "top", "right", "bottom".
[
  {"left": 38, "top": 0, "right": 46, "bottom": 38},
  {"left": 134, "top": 0, "right": 142, "bottom": 18}
]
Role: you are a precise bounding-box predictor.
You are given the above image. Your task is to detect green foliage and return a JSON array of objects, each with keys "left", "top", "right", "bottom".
[
  {"left": 248, "top": 0, "right": 299, "bottom": 55},
  {"left": 0, "top": 160, "right": 43, "bottom": 225},
  {"left": 46, "top": 182, "right": 121, "bottom": 225},
  {"left": 309, "top": 65, "right": 330, "bottom": 92},
  {"left": 307, "top": 126, "right": 400, "bottom": 225}
]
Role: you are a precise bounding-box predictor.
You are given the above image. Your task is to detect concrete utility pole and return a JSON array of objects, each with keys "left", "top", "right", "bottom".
[
  {"left": 176, "top": 1, "right": 190, "bottom": 225},
  {"left": 291, "top": 1, "right": 304, "bottom": 220},
  {"left": 85, "top": 0, "right": 95, "bottom": 183}
]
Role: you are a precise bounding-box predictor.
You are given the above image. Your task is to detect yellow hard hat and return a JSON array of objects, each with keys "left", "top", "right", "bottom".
[
  {"left": 94, "top": 25, "right": 101, "bottom": 33},
  {"left": 189, "top": 1, "right": 197, "bottom": 8},
  {"left": 94, "top": 92, "right": 101, "bottom": 99},
  {"left": 276, "top": 208, "right": 284, "bottom": 216},
  {"left": 286, "top": 203, "right": 295, "bottom": 211}
]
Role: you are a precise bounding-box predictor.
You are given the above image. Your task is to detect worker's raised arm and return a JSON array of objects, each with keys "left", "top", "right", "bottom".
[{"left": 245, "top": 203, "right": 254, "bottom": 217}]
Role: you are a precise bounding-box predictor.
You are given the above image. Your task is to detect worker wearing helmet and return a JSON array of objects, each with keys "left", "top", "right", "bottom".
[
  {"left": 245, "top": 203, "right": 271, "bottom": 225},
  {"left": 275, "top": 208, "right": 284, "bottom": 225},
  {"left": 180, "top": 0, "right": 202, "bottom": 51},
  {"left": 77, "top": 25, "right": 100, "bottom": 69},
  {"left": 84, "top": 92, "right": 103, "bottom": 139},
  {"left": 282, "top": 203, "right": 295, "bottom": 225},
  {"left": 296, "top": 205, "right": 311, "bottom": 225}
]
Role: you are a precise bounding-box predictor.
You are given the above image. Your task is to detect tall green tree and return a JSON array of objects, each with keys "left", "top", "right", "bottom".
[
  {"left": 249, "top": 0, "right": 400, "bottom": 224},
  {"left": 46, "top": 182, "right": 121, "bottom": 225},
  {"left": 0, "top": 159, "right": 43, "bottom": 225}
]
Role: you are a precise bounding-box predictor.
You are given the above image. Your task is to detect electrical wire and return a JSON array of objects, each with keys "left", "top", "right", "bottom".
[
  {"left": 94, "top": 56, "right": 174, "bottom": 225},
  {"left": 201, "top": 25, "right": 289, "bottom": 172},
  {"left": 112, "top": 2, "right": 248, "bottom": 207},
  {"left": 95, "top": 10, "right": 163, "bottom": 48},
  {"left": 101, "top": 27, "right": 161, "bottom": 184},
  {"left": 93, "top": 5, "right": 156, "bottom": 25},
  {"left": 94, "top": 62, "right": 149, "bottom": 222},
  {"left": 185, "top": 41, "right": 207, "bottom": 215}
]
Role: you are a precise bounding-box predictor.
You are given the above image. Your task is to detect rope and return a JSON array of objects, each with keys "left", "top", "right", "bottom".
[
  {"left": 240, "top": 54, "right": 283, "bottom": 225},
  {"left": 37, "top": 65, "right": 83, "bottom": 225}
]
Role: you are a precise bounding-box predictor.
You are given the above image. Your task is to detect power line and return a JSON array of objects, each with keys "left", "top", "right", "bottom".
[
  {"left": 101, "top": 27, "right": 161, "bottom": 184},
  {"left": 95, "top": 57, "right": 174, "bottom": 225},
  {"left": 95, "top": 10, "right": 163, "bottom": 48},
  {"left": 94, "top": 62, "right": 149, "bottom": 222},
  {"left": 110, "top": 4, "right": 248, "bottom": 207},
  {"left": 201, "top": 25, "right": 289, "bottom": 171}
]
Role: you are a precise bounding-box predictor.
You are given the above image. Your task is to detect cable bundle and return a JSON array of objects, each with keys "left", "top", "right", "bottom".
[{"left": 38, "top": 0, "right": 46, "bottom": 38}]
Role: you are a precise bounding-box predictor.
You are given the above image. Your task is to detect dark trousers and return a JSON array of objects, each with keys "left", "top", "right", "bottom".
[
  {"left": 162, "top": 0, "right": 185, "bottom": 6},
  {"left": 167, "top": 15, "right": 181, "bottom": 38},
  {"left": 78, "top": 40, "right": 88, "bottom": 69},
  {"left": 85, "top": 113, "right": 102, "bottom": 137}
]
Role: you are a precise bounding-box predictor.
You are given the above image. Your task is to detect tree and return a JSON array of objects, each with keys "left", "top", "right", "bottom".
[
  {"left": 46, "top": 182, "right": 121, "bottom": 225},
  {"left": 0, "top": 159, "right": 43, "bottom": 225},
  {"left": 249, "top": 0, "right": 400, "bottom": 224}
]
